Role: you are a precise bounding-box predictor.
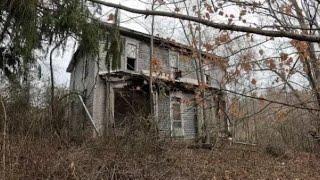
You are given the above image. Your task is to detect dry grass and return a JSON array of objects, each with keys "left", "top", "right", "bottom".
[{"left": 1, "top": 135, "right": 320, "bottom": 179}]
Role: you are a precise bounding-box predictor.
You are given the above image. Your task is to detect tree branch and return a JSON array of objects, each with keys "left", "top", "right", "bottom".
[{"left": 89, "top": 0, "right": 320, "bottom": 42}]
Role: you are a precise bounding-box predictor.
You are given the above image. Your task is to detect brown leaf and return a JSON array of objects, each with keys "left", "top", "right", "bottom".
[
  {"left": 251, "top": 78, "right": 257, "bottom": 85},
  {"left": 205, "top": 12, "right": 210, "bottom": 20},
  {"left": 267, "top": 59, "right": 276, "bottom": 69},
  {"left": 280, "top": 53, "right": 288, "bottom": 61},
  {"left": 108, "top": 13, "right": 115, "bottom": 21},
  {"left": 206, "top": 4, "right": 214, "bottom": 13}
]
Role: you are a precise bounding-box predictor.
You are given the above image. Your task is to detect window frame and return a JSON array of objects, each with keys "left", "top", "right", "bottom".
[
  {"left": 171, "top": 97, "right": 182, "bottom": 129},
  {"left": 169, "top": 51, "right": 179, "bottom": 70},
  {"left": 126, "top": 42, "right": 138, "bottom": 71},
  {"left": 126, "top": 43, "right": 138, "bottom": 59}
]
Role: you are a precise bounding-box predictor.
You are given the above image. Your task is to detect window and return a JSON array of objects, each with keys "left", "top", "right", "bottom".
[
  {"left": 205, "top": 74, "right": 211, "bottom": 85},
  {"left": 172, "top": 97, "right": 182, "bottom": 128},
  {"left": 126, "top": 43, "right": 137, "bottom": 71},
  {"left": 169, "top": 51, "right": 179, "bottom": 70},
  {"left": 127, "top": 43, "right": 137, "bottom": 59},
  {"left": 127, "top": 57, "right": 136, "bottom": 71},
  {"left": 170, "top": 52, "right": 181, "bottom": 79}
]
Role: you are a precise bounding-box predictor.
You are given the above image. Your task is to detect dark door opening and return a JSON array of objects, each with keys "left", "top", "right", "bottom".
[{"left": 114, "top": 89, "right": 150, "bottom": 128}]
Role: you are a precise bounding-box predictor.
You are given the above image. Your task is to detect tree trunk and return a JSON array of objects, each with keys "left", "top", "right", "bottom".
[{"left": 149, "top": 0, "right": 156, "bottom": 119}]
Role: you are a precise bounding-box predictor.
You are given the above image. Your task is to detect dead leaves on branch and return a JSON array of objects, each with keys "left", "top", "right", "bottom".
[
  {"left": 107, "top": 13, "right": 115, "bottom": 21},
  {"left": 281, "top": 4, "right": 293, "bottom": 15},
  {"left": 290, "top": 40, "right": 310, "bottom": 61}
]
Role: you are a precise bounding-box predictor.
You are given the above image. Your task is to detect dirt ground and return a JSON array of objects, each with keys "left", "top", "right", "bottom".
[{"left": 1, "top": 136, "right": 320, "bottom": 179}]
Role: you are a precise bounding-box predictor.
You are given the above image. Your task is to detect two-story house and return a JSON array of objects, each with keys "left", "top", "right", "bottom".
[{"left": 67, "top": 24, "right": 226, "bottom": 139}]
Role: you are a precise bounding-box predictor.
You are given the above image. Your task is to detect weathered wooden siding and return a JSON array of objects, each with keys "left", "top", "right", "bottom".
[
  {"left": 69, "top": 51, "right": 109, "bottom": 135},
  {"left": 204, "top": 63, "right": 225, "bottom": 88},
  {"left": 179, "top": 54, "right": 198, "bottom": 80},
  {"left": 158, "top": 92, "right": 171, "bottom": 136},
  {"left": 182, "top": 93, "right": 197, "bottom": 139},
  {"left": 155, "top": 46, "right": 170, "bottom": 73},
  {"left": 170, "top": 91, "right": 197, "bottom": 139},
  {"left": 70, "top": 54, "right": 97, "bottom": 114},
  {"left": 69, "top": 32, "right": 223, "bottom": 138},
  {"left": 92, "top": 76, "right": 106, "bottom": 134},
  {"left": 138, "top": 41, "right": 150, "bottom": 70}
]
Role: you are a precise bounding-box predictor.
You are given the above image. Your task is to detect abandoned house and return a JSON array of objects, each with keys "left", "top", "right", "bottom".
[{"left": 67, "top": 24, "right": 226, "bottom": 139}]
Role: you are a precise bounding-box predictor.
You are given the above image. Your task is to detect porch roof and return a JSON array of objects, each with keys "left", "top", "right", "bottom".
[{"left": 99, "top": 70, "right": 219, "bottom": 93}]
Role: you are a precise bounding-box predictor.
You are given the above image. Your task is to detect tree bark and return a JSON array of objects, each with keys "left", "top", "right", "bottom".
[
  {"left": 1, "top": 96, "right": 7, "bottom": 179},
  {"left": 149, "top": 0, "right": 156, "bottom": 119}
]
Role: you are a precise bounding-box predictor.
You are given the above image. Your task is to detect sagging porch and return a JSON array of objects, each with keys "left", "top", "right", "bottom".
[{"left": 94, "top": 71, "right": 222, "bottom": 140}]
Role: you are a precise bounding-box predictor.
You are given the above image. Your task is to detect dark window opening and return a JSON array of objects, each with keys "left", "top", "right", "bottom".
[
  {"left": 205, "top": 74, "right": 211, "bottom": 85},
  {"left": 174, "top": 70, "right": 182, "bottom": 79},
  {"left": 127, "top": 57, "right": 136, "bottom": 71}
]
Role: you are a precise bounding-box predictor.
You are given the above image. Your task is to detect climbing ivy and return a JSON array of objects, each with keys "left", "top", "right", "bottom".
[{"left": 104, "top": 25, "right": 124, "bottom": 70}]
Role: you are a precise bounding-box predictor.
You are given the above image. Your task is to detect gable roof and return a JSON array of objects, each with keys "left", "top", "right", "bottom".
[{"left": 67, "top": 23, "right": 224, "bottom": 73}]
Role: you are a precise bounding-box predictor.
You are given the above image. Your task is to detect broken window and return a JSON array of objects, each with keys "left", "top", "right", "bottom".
[
  {"left": 172, "top": 97, "right": 182, "bottom": 128},
  {"left": 126, "top": 43, "right": 137, "bottom": 71},
  {"left": 205, "top": 74, "right": 211, "bottom": 85},
  {"left": 127, "top": 57, "right": 136, "bottom": 71}
]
